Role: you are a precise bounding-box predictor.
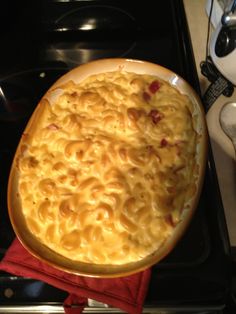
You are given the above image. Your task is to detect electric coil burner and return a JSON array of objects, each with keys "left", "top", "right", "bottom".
[{"left": 0, "top": 0, "right": 232, "bottom": 313}]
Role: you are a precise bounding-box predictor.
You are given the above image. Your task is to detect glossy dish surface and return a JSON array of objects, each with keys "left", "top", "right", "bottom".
[{"left": 8, "top": 58, "right": 207, "bottom": 277}]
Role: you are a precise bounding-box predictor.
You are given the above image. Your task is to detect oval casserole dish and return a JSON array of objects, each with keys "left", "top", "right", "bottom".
[{"left": 7, "top": 58, "right": 208, "bottom": 277}]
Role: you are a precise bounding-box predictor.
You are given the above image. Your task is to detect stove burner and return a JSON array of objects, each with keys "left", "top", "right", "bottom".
[
  {"left": 0, "top": 83, "right": 33, "bottom": 121},
  {"left": 50, "top": 5, "right": 137, "bottom": 32},
  {"left": 43, "top": 41, "right": 137, "bottom": 68},
  {"left": 0, "top": 67, "right": 67, "bottom": 122}
]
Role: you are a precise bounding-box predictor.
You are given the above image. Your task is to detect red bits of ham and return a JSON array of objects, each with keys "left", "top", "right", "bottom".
[
  {"left": 142, "top": 91, "right": 151, "bottom": 102},
  {"left": 142, "top": 80, "right": 161, "bottom": 103},
  {"left": 149, "top": 80, "right": 161, "bottom": 94},
  {"left": 47, "top": 123, "right": 60, "bottom": 130},
  {"left": 160, "top": 138, "right": 168, "bottom": 147},
  {"left": 148, "top": 109, "right": 162, "bottom": 124},
  {"left": 164, "top": 214, "right": 176, "bottom": 227}
]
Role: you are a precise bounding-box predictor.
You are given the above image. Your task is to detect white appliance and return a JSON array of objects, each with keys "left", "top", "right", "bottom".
[{"left": 207, "top": 0, "right": 236, "bottom": 85}]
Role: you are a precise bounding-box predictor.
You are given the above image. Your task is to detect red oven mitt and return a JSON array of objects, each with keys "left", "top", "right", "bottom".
[{"left": 0, "top": 238, "right": 151, "bottom": 314}]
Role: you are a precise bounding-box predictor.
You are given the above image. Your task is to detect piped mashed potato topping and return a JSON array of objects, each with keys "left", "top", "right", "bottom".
[{"left": 16, "top": 71, "right": 199, "bottom": 265}]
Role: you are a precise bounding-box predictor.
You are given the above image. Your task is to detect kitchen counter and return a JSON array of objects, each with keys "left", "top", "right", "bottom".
[{"left": 184, "top": 0, "right": 236, "bottom": 248}]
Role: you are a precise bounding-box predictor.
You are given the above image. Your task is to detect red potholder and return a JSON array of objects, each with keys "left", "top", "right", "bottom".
[{"left": 0, "top": 239, "right": 151, "bottom": 314}]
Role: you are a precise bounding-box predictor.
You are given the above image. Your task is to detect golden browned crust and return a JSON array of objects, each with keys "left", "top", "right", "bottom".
[{"left": 16, "top": 71, "right": 199, "bottom": 264}]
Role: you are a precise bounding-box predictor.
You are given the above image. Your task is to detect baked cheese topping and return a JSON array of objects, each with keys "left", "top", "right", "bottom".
[{"left": 16, "top": 71, "right": 199, "bottom": 264}]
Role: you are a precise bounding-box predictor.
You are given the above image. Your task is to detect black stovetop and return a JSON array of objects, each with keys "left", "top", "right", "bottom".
[{"left": 0, "top": 0, "right": 232, "bottom": 311}]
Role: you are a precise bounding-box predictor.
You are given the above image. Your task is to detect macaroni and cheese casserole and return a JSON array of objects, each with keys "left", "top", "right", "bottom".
[{"left": 15, "top": 71, "right": 199, "bottom": 265}]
